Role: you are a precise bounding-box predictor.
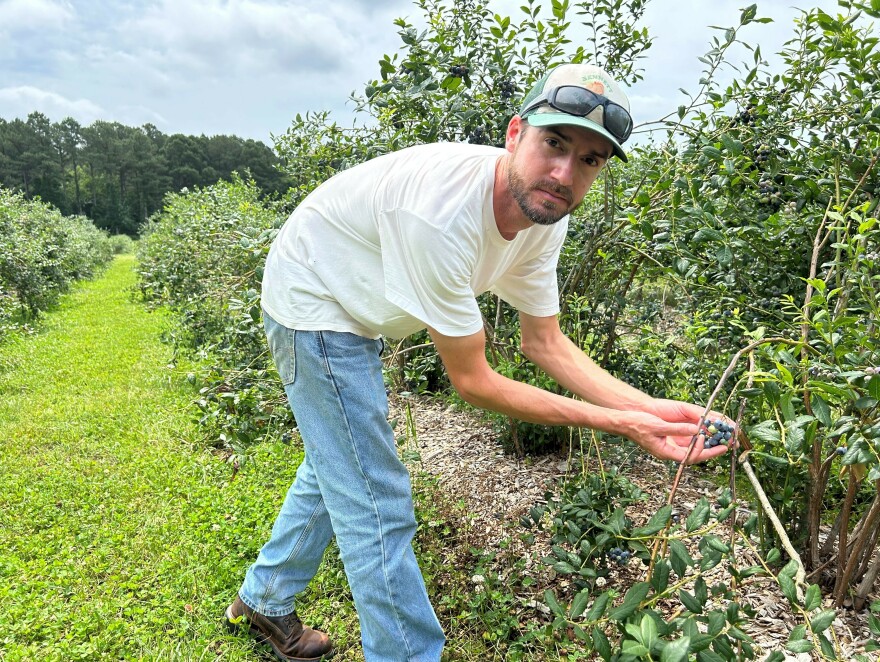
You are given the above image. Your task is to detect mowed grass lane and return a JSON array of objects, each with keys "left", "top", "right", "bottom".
[{"left": 0, "top": 256, "right": 361, "bottom": 661}]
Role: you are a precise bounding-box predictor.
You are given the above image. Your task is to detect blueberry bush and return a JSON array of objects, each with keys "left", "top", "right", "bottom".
[
  {"left": 136, "top": 175, "right": 291, "bottom": 455},
  {"left": 0, "top": 186, "right": 112, "bottom": 339}
]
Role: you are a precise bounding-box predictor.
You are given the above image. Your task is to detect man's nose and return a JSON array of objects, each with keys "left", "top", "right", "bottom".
[{"left": 550, "top": 156, "right": 574, "bottom": 186}]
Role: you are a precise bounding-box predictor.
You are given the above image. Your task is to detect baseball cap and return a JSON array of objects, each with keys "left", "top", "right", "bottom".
[{"left": 519, "top": 63, "right": 632, "bottom": 162}]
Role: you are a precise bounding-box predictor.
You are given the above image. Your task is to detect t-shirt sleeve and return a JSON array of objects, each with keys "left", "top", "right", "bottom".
[
  {"left": 491, "top": 223, "right": 566, "bottom": 317},
  {"left": 377, "top": 208, "right": 485, "bottom": 337}
]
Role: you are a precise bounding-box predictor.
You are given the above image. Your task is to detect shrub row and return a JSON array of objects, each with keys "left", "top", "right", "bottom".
[
  {"left": 0, "top": 186, "right": 113, "bottom": 339},
  {"left": 136, "top": 175, "right": 291, "bottom": 453}
]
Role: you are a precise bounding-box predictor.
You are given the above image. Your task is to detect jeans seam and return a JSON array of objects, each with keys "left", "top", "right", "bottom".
[
  {"left": 318, "top": 331, "right": 415, "bottom": 659},
  {"left": 255, "top": 495, "right": 324, "bottom": 617}
]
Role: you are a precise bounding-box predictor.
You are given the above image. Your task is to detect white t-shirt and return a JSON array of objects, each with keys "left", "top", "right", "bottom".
[{"left": 261, "top": 142, "right": 568, "bottom": 339}]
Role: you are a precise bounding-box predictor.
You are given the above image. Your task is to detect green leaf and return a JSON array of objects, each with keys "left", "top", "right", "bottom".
[
  {"left": 811, "top": 394, "right": 833, "bottom": 427},
  {"left": 780, "top": 391, "right": 796, "bottom": 421},
  {"left": 784, "top": 424, "right": 805, "bottom": 456},
  {"left": 694, "top": 576, "right": 708, "bottom": 605},
  {"left": 855, "top": 396, "right": 879, "bottom": 411},
  {"left": 693, "top": 228, "right": 725, "bottom": 243},
  {"left": 622, "top": 640, "right": 650, "bottom": 657},
  {"left": 687, "top": 497, "right": 711, "bottom": 532},
  {"left": 661, "top": 635, "right": 691, "bottom": 662},
  {"left": 669, "top": 539, "right": 694, "bottom": 577},
  {"left": 712, "top": 635, "right": 736, "bottom": 659},
  {"left": 786, "top": 639, "right": 814, "bottom": 654},
  {"left": 701, "top": 146, "right": 723, "bottom": 161},
  {"left": 570, "top": 589, "right": 591, "bottom": 618},
  {"left": 763, "top": 652, "right": 785, "bottom": 662},
  {"left": 716, "top": 245, "right": 733, "bottom": 266},
  {"left": 766, "top": 548, "right": 781, "bottom": 564},
  {"left": 640, "top": 614, "right": 659, "bottom": 649},
  {"left": 707, "top": 610, "right": 726, "bottom": 635},
  {"left": 633, "top": 505, "right": 673, "bottom": 537},
  {"left": 842, "top": 438, "right": 873, "bottom": 465},
  {"left": 587, "top": 591, "right": 610, "bottom": 621},
  {"left": 680, "top": 589, "right": 703, "bottom": 614},
  {"left": 715, "top": 504, "right": 736, "bottom": 523},
  {"left": 804, "top": 584, "right": 822, "bottom": 611},
  {"left": 818, "top": 632, "right": 836, "bottom": 658},
  {"left": 544, "top": 589, "right": 565, "bottom": 617},
  {"left": 650, "top": 559, "right": 670, "bottom": 594},
  {"left": 706, "top": 535, "right": 731, "bottom": 554},
  {"left": 778, "top": 572, "right": 797, "bottom": 604},
  {"left": 608, "top": 582, "right": 651, "bottom": 622},
  {"left": 810, "top": 608, "right": 837, "bottom": 633},
  {"left": 719, "top": 133, "right": 743, "bottom": 155},
  {"left": 593, "top": 626, "right": 612, "bottom": 660},
  {"left": 553, "top": 561, "right": 577, "bottom": 574},
  {"left": 749, "top": 420, "right": 780, "bottom": 444},
  {"left": 737, "top": 565, "right": 767, "bottom": 578}
]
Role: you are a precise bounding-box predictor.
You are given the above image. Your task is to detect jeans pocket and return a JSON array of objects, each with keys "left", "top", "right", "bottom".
[{"left": 264, "top": 314, "right": 296, "bottom": 386}]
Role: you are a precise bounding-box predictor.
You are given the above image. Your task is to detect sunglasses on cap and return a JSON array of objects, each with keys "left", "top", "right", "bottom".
[{"left": 521, "top": 85, "right": 633, "bottom": 145}]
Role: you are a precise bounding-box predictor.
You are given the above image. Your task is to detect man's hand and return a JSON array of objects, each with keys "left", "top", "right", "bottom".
[
  {"left": 631, "top": 398, "right": 735, "bottom": 463},
  {"left": 621, "top": 410, "right": 728, "bottom": 464}
]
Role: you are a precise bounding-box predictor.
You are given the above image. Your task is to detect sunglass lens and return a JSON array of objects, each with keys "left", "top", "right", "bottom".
[
  {"left": 553, "top": 86, "right": 599, "bottom": 115},
  {"left": 604, "top": 104, "right": 632, "bottom": 142}
]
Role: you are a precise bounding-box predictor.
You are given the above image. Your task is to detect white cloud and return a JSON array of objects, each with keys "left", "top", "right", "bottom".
[
  {"left": 0, "top": 0, "right": 75, "bottom": 33},
  {"left": 118, "top": 0, "right": 370, "bottom": 77},
  {"left": 0, "top": 86, "right": 104, "bottom": 123}
]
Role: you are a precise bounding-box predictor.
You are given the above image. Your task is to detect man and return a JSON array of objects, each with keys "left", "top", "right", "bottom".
[{"left": 225, "top": 63, "right": 728, "bottom": 661}]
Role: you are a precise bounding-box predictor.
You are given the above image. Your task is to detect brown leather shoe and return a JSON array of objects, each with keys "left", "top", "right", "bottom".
[{"left": 225, "top": 595, "right": 334, "bottom": 661}]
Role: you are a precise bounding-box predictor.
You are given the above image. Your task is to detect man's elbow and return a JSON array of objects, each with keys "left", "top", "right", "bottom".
[
  {"left": 520, "top": 335, "right": 547, "bottom": 364},
  {"left": 448, "top": 371, "right": 492, "bottom": 408}
]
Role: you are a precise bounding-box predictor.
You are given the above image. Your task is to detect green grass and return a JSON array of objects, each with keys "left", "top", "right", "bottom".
[{"left": 0, "top": 256, "right": 364, "bottom": 661}]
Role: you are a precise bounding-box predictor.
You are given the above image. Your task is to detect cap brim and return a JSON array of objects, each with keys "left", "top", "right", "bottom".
[{"left": 525, "top": 113, "right": 628, "bottom": 162}]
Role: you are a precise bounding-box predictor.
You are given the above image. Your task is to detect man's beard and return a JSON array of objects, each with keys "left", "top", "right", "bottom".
[{"left": 507, "top": 167, "right": 574, "bottom": 226}]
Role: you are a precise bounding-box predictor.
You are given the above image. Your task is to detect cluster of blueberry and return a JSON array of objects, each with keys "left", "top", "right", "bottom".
[
  {"left": 467, "top": 126, "right": 489, "bottom": 145},
  {"left": 703, "top": 419, "right": 735, "bottom": 449},
  {"left": 757, "top": 178, "right": 783, "bottom": 210},
  {"left": 449, "top": 64, "right": 470, "bottom": 78},
  {"left": 608, "top": 547, "right": 631, "bottom": 565},
  {"left": 755, "top": 143, "right": 772, "bottom": 164},
  {"left": 807, "top": 365, "right": 835, "bottom": 379},
  {"left": 498, "top": 79, "right": 516, "bottom": 100},
  {"left": 730, "top": 103, "right": 757, "bottom": 127}
]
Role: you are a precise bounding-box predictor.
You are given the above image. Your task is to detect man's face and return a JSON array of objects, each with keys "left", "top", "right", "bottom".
[{"left": 506, "top": 119, "right": 612, "bottom": 226}]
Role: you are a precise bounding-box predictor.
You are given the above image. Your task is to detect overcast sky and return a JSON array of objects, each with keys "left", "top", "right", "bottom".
[{"left": 0, "top": 0, "right": 842, "bottom": 146}]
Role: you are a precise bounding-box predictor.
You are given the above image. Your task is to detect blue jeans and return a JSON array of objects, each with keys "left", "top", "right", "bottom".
[{"left": 239, "top": 312, "right": 445, "bottom": 661}]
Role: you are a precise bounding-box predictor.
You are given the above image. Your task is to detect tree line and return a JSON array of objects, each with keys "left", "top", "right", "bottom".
[{"left": 0, "top": 112, "right": 290, "bottom": 235}]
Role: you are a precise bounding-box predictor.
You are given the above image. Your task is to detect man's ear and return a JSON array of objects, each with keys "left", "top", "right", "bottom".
[{"left": 505, "top": 115, "right": 526, "bottom": 153}]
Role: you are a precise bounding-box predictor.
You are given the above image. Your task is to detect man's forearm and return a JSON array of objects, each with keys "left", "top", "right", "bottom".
[
  {"left": 522, "top": 329, "right": 656, "bottom": 412},
  {"left": 459, "top": 368, "right": 635, "bottom": 432}
]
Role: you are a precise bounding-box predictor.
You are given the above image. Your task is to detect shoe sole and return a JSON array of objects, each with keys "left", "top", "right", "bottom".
[{"left": 224, "top": 605, "right": 335, "bottom": 661}]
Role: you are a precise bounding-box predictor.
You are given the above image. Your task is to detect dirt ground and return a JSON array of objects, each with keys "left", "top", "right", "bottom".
[{"left": 391, "top": 394, "right": 879, "bottom": 661}]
